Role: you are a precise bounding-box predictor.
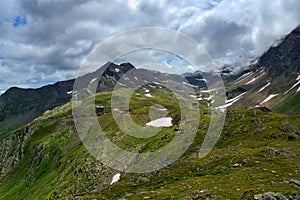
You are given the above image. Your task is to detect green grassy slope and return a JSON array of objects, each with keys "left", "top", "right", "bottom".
[{"left": 0, "top": 89, "right": 299, "bottom": 199}]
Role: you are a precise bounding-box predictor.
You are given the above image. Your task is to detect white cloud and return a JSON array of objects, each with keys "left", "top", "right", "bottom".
[
  {"left": 128, "top": 0, "right": 138, "bottom": 10},
  {"left": 0, "top": 0, "right": 299, "bottom": 92}
]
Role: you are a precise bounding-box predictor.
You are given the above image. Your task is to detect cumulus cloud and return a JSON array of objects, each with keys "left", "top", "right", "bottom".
[
  {"left": 178, "top": 0, "right": 300, "bottom": 62},
  {"left": 0, "top": 0, "right": 299, "bottom": 92}
]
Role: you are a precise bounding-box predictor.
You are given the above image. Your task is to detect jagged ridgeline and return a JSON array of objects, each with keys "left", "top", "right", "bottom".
[{"left": 0, "top": 62, "right": 211, "bottom": 138}]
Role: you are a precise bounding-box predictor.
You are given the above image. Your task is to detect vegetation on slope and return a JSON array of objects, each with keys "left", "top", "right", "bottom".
[{"left": 0, "top": 88, "right": 299, "bottom": 199}]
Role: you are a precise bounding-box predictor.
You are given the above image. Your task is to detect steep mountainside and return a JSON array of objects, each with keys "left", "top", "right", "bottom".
[
  {"left": 0, "top": 88, "right": 300, "bottom": 199},
  {"left": 225, "top": 25, "right": 300, "bottom": 115}
]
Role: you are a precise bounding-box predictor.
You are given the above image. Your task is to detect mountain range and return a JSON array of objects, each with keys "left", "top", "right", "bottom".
[
  {"left": 0, "top": 62, "right": 210, "bottom": 137},
  {"left": 0, "top": 25, "right": 299, "bottom": 199},
  {"left": 1, "top": 26, "right": 299, "bottom": 136}
]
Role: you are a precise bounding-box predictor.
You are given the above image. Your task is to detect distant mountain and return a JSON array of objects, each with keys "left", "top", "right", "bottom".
[
  {"left": 225, "top": 25, "right": 300, "bottom": 115},
  {"left": 0, "top": 62, "right": 208, "bottom": 137},
  {"left": 2, "top": 25, "right": 299, "bottom": 137},
  {"left": 0, "top": 62, "right": 135, "bottom": 136}
]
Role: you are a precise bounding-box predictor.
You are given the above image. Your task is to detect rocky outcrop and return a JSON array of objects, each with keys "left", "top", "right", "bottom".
[
  {"left": 254, "top": 192, "right": 300, "bottom": 200},
  {"left": 0, "top": 123, "right": 38, "bottom": 178}
]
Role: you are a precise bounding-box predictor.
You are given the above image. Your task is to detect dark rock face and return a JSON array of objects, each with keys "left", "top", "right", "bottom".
[
  {"left": 0, "top": 80, "right": 74, "bottom": 122},
  {"left": 255, "top": 25, "right": 300, "bottom": 77},
  {"left": 0, "top": 124, "right": 37, "bottom": 178}
]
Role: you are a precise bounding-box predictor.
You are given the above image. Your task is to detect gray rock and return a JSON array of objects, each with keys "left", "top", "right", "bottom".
[
  {"left": 290, "top": 179, "right": 300, "bottom": 188},
  {"left": 254, "top": 192, "right": 287, "bottom": 200},
  {"left": 288, "top": 133, "right": 299, "bottom": 141}
]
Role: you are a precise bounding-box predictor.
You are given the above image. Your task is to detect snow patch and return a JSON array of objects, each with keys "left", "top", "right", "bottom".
[
  {"left": 226, "top": 92, "right": 247, "bottom": 104},
  {"left": 115, "top": 68, "right": 120, "bottom": 73},
  {"left": 260, "top": 94, "right": 278, "bottom": 104},
  {"left": 297, "top": 86, "right": 300, "bottom": 93},
  {"left": 235, "top": 71, "right": 254, "bottom": 83},
  {"left": 145, "top": 93, "right": 153, "bottom": 97},
  {"left": 284, "top": 79, "right": 300, "bottom": 94},
  {"left": 258, "top": 82, "right": 271, "bottom": 92},
  {"left": 110, "top": 173, "right": 121, "bottom": 185},
  {"left": 117, "top": 82, "right": 127, "bottom": 87},
  {"left": 89, "top": 78, "right": 97, "bottom": 84},
  {"left": 149, "top": 85, "right": 156, "bottom": 88},
  {"left": 245, "top": 77, "right": 256, "bottom": 85},
  {"left": 195, "top": 78, "right": 207, "bottom": 82},
  {"left": 215, "top": 92, "right": 247, "bottom": 111},
  {"left": 158, "top": 107, "right": 167, "bottom": 111},
  {"left": 182, "top": 81, "right": 198, "bottom": 88},
  {"left": 205, "top": 95, "right": 214, "bottom": 101},
  {"left": 146, "top": 117, "right": 172, "bottom": 127},
  {"left": 245, "top": 71, "right": 265, "bottom": 85},
  {"left": 143, "top": 88, "right": 150, "bottom": 93},
  {"left": 67, "top": 91, "right": 78, "bottom": 95}
]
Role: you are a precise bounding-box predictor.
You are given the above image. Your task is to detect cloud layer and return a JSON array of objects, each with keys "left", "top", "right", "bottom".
[{"left": 0, "top": 0, "right": 299, "bottom": 92}]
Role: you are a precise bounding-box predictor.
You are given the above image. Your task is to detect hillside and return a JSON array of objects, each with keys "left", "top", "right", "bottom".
[
  {"left": 0, "top": 62, "right": 137, "bottom": 137},
  {"left": 0, "top": 62, "right": 211, "bottom": 138},
  {"left": 226, "top": 25, "right": 300, "bottom": 115},
  {"left": 0, "top": 87, "right": 300, "bottom": 199}
]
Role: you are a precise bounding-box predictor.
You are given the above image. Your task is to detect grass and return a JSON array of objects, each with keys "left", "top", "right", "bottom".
[
  {"left": 274, "top": 93, "right": 300, "bottom": 115},
  {"left": 0, "top": 89, "right": 299, "bottom": 199}
]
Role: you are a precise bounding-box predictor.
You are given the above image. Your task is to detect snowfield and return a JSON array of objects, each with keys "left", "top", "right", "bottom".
[{"left": 146, "top": 117, "right": 172, "bottom": 127}]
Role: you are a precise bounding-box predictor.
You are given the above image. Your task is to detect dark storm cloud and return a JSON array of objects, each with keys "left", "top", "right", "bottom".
[
  {"left": 196, "top": 18, "right": 251, "bottom": 58},
  {"left": 0, "top": 0, "right": 299, "bottom": 93}
]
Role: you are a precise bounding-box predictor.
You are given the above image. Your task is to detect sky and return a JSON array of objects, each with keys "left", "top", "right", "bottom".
[{"left": 0, "top": 0, "right": 299, "bottom": 94}]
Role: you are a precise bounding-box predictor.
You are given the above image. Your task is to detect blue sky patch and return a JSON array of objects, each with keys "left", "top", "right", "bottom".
[{"left": 12, "top": 15, "right": 27, "bottom": 28}]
